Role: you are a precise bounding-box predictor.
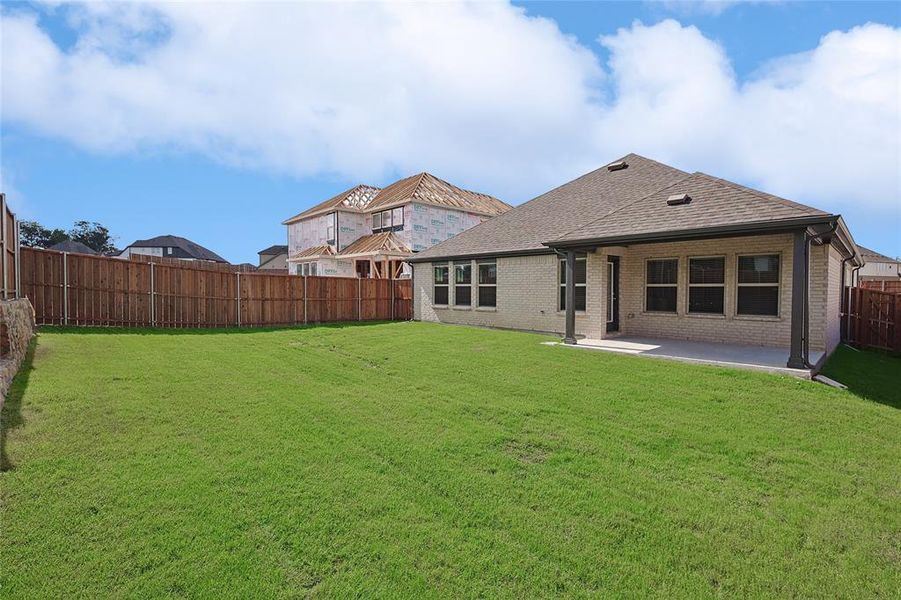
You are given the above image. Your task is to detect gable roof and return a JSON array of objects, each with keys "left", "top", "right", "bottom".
[
  {"left": 258, "top": 244, "right": 288, "bottom": 256},
  {"left": 290, "top": 245, "right": 334, "bottom": 260},
  {"left": 338, "top": 232, "right": 410, "bottom": 257},
  {"left": 551, "top": 171, "right": 831, "bottom": 246},
  {"left": 49, "top": 240, "right": 98, "bottom": 255},
  {"left": 283, "top": 185, "right": 382, "bottom": 225},
  {"left": 125, "top": 235, "right": 227, "bottom": 262},
  {"left": 857, "top": 245, "right": 897, "bottom": 263},
  {"left": 365, "top": 172, "right": 511, "bottom": 217},
  {"left": 411, "top": 153, "right": 689, "bottom": 261}
]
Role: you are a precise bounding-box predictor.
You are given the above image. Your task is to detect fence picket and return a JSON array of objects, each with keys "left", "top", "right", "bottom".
[{"left": 19, "top": 247, "right": 412, "bottom": 328}]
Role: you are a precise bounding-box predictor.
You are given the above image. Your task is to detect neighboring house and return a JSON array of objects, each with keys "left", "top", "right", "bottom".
[
  {"left": 857, "top": 246, "right": 899, "bottom": 282},
  {"left": 118, "top": 235, "right": 227, "bottom": 263},
  {"left": 409, "top": 153, "right": 863, "bottom": 370},
  {"left": 49, "top": 240, "right": 98, "bottom": 255},
  {"left": 282, "top": 173, "right": 511, "bottom": 278},
  {"left": 258, "top": 245, "right": 288, "bottom": 271}
]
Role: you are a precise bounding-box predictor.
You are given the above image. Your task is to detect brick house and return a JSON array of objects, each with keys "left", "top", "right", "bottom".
[
  {"left": 283, "top": 173, "right": 511, "bottom": 278},
  {"left": 409, "top": 154, "right": 863, "bottom": 370}
]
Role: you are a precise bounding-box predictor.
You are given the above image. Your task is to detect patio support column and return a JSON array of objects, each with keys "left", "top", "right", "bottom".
[
  {"left": 563, "top": 250, "right": 577, "bottom": 345},
  {"left": 787, "top": 230, "right": 808, "bottom": 369}
]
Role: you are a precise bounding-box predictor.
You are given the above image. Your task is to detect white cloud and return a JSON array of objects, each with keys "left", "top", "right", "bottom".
[
  {"left": 657, "top": 1, "right": 770, "bottom": 17},
  {"left": 1, "top": 3, "right": 899, "bottom": 246}
]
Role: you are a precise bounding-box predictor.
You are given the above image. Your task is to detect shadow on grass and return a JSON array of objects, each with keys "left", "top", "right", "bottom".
[
  {"left": 1, "top": 337, "right": 37, "bottom": 471},
  {"left": 820, "top": 345, "right": 901, "bottom": 410},
  {"left": 36, "top": 320, "right": 407, "bottom": 336}
]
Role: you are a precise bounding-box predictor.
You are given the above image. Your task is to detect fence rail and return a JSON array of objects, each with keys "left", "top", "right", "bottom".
[
  {"left": 842, "top": 286, "right": 900, "bottom": 353},
  {"left": 859, "top": 279, "right": 901, "bottom": 294},
  {"left": 20, "top": 247, "right": 412, "bottom": 328}
]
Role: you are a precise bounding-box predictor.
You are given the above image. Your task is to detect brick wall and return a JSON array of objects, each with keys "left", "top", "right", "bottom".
[
  {"left": 414, "top": 233, "right": 842, "bottom": 352},
  {"left": 613, "top": 234, "right": 795, "bottom": 348},
  {"left": 414, "top": 253, "right": 606, "bottom": 339}
]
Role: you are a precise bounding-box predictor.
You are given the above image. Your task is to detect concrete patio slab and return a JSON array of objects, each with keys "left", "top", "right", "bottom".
[{"left": 544, "top": 335, "right": 825, "bottom": 378}]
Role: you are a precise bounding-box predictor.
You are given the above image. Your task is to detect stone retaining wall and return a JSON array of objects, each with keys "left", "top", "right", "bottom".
[{"left": 1, "top": 299, "right": 35, "bottom": 404}]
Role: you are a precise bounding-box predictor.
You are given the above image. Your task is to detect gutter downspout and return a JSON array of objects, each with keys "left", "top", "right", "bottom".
[
  {"left": 801, "top": 221, "right": 840, "bottom": 367},
  {"left": 840, "top": 255, "right": 852, "bottom": 343}
]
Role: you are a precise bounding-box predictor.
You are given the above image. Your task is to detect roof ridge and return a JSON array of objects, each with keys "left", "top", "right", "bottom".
[{"left": 408, "top": 172, "right": 429, "bottom": 202}]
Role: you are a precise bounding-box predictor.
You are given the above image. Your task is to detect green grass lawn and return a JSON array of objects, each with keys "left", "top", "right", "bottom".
[{"left": 2, "top": 323, "right": 899, "bottom": 598}]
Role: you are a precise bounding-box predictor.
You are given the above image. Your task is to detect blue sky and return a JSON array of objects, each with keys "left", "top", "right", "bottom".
[{"left": 1, "top": 1, "right": 899, "bottom": 263}]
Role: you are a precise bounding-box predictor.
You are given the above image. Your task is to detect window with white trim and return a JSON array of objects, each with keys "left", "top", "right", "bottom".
[
  {"left": 433, "top": 264, "right": 449, "bottom": 305},
  {"left": 646, "top": 258, "right": 678, "bottom": 312},
  {"left": 372, "top": 209, "right": 403, "bottom": 233},
  {"left": 477, "top": 260, "right": 497, "bottom": 307},
  {"left": 326, "top": 213, "right": 336, "bottom": 245},
  {"left": 299, "top": 262, "right": 318, "bottom": 277},
  {"left": 688, "top": 257, "right": 725, "bottom": 314},
  {"left": 737, "top": 254, "right": 779, "bottom": 316},
  {"left": 558, "top": 253, "right": 587, "bottom": 311},
  {"left": 454, "top": 261, "right": 471, "bottom": 307}
]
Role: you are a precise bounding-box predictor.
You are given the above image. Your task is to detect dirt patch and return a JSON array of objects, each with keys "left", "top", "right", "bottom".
[{"left": 504, "top": 439, "right": 551, "bottom": 465}]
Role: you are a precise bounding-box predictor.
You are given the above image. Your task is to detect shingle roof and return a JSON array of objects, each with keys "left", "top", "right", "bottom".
[
  {"left": 283, "top": 185, "right": 381, "bottom": 224},
  {"left": 365, "top": 172, "right": 511, "bottom": 217},
  {"left": 258, "top": 244, "right": 288, "bottom": 255},
  {"left": 552, "top": 172, "right": 830, "bottom": 245},
  {"left": 411, "top": 153, "right": 689, "bottom": 261},
  {"left": 857, "top": 245, "right": 897, "bottom": 263},
  {"left": 49, "top": 240, "right": 98, "bottom": 255},
  {"left": 338, "top": 232, "right": 410, "bottom": 256},
  {"left": 125, "top": 235, "right": 227, "bottom": 262}
]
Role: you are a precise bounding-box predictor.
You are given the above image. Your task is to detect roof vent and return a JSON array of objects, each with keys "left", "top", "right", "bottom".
[
  {"left": 666, "top": 193, "right": 692, "bottom": 206},
  {"left": 606, "top": 161, "right": 628, "bottom": 172}
]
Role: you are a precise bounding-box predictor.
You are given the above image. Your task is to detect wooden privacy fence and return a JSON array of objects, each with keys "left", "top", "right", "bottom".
[
  {"left": 859, "top": 279, "right": 901, "bottom": 294},
  {"left": 21, "top": 247, "right": 412, "bottom": 328},
  {"left": 842, "top": 286, "right": 900, "bottom": 353},
  {"left": 0, "top": 194, "right": 21, "bottom": 300}
]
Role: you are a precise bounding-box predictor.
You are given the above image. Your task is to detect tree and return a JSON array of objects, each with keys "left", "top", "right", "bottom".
[
  {"left": 69, "top": 221, "right": 118, "bottom": 254},
  {"left": 19, "top": 220, "right": 69, "bottom": 248}
]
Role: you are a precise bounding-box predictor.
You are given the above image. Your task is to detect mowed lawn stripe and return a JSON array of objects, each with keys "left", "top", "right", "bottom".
[{"left": 1, "top": 323, "right": 898, "bottom": 598}]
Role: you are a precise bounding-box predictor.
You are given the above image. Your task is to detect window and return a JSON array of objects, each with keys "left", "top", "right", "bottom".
[
  {"left": 688, "top": 257, "right": 725, "bottom": 314},
  {"left": 559, "top": 253, "right": 587, "bottom": 311},
  {"left": 433, "top": 264, "right": 449, "bottom": 305},
  {"left": 478, "top": 260, "right": 497, "bottom": 307},
  {"left": 299, "top": 262, "right": 318, "bottom": 276},
  {"left": 372, "top": 209, "right": 402, "bottom": 233},
  {"left": 737, "top": 254, "right": 779, "bottom": 316},
  {"left": 326, "top": 213, "right": 336, "bottom": 245},
  {"left": 454, "top": 261, "right": 471, "bottom": 307},
  {"left": 646, "top": 259, "right": 678, "bottom": 312}
]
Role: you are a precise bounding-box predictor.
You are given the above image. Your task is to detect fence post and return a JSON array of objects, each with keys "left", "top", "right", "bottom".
[
  {"left": 390, "top": 278, "right": 395, "bottom": 321},
  {"left": 150, "top": 262, "right": 155, "bottom": 327},
  {"left": 236, "top": 272, "right": 242, "bottom": 327},
  {"left": 62, "top": 252, "right": 69, "bottom": 326},
  {"left": 303, "top": 276, "right": 308, "bottom": 325},
  {"left": 15, "top": 219, "right": 21, "bottom": 299},
  {"left": 358, "top": 277, "right": 362, "bottom": 321},
  {"left": 1, "top": 193, "right": 6, "bottom": 299}
]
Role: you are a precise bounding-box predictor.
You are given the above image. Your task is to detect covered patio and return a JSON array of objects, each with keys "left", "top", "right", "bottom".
[{"left": 547, "top": 335, "right": 825, "bottom": 378}]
